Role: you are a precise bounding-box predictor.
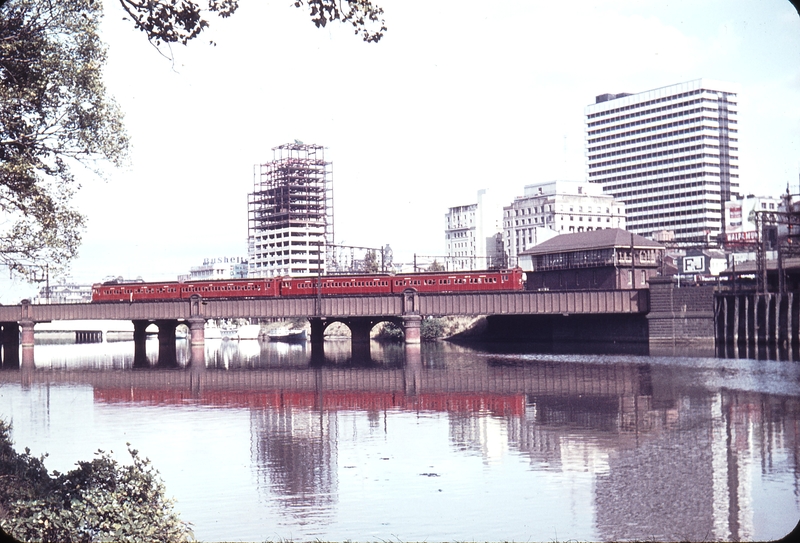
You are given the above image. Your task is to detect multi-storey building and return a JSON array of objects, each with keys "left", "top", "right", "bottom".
[
  {"left": 445, "top": 189, "right": 504, "bottom": 270},
  {"left": 585, "top": 79, "right": 740, "bottom": 243},
  {"left": 503, "top": 180, "right": 625, "bottom": 264},
  {"left": 179, "top": 257, "right": 249, "bottom": 282},
  {"left": 33, "top": 279, "right": 93, "bottom": 304},
  {"left": 248, "top": 143, "right": 333, "bottom": 277}
]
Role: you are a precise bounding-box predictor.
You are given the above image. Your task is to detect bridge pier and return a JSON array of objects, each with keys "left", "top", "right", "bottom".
[
  {"left": 309, "top": 318, "right": 326, "bottom": 365},
  {"left": 155, "top": 320, "right": 179, "bottom": 367},
  {"left": 348, "top": 319, "right": 373, "bottom": 362},
  {"left": 1, "top": 322, "right": 20, "bottom": 369},
  {"left": 19, "top": 320, "right": 35, "bottom": 369},
  {"left": 188, "top": 317, "right": 205, "bottom": 368},
  {"left": 132, "top": 320, "right": 150, "bottom": 368},
  {"left": 402, "top": 315, "right": 421, "bottom": 344}
]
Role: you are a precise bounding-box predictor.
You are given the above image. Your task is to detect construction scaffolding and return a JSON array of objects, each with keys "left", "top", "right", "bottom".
[{"left": 248, "top": 143, "right": 334, "bottom": 276}]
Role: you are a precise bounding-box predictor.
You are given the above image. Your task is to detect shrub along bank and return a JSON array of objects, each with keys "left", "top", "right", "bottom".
[{"left": 0, "top": 420, "right": 193, "bottom": 542}]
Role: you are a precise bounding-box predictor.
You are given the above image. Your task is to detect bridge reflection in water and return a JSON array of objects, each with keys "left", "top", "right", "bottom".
[{"left": 1, "top": 340, "right": 798, "bottom": 542}]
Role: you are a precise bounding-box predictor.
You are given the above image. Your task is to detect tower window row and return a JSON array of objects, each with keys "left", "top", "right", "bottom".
[
  {"left": 588, "top": 105, "right": 737, "bottom": 136},
  {"left": 587, "top": 115, "right": 737, "bottom": 145},
  {"left": 587, "top": 126, "right": 737, "bottom": 154},
  {"left": 587, "top": 97, "right": 737, "bottom": 129}
]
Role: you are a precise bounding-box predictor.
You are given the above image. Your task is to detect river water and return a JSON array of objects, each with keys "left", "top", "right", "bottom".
[{"left": 1, "top": 337, "right": 799, "bottom": 542}]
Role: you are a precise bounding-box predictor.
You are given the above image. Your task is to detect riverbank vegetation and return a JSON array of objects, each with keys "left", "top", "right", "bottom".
[
  {"left": 0, "top": 420, "right": 193, "bottom": 542},
  {"left": 373, "top": 316, "right": 487, "bottom": 341}
]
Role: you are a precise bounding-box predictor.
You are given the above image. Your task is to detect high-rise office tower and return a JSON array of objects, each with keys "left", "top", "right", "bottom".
[{"left": 585, "top": 79, "right": 739, "bottom": 243}]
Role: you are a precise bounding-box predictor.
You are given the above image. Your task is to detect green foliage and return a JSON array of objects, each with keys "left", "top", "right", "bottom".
[
  {"left": 363, "top": 249, "right": 380, "bottom": 273},
  {"left": 119, "top": 0, "right": 386, "bottom": 50},
  {"left": 427, "top": 259, "right": 445, "bottom": 272},
  {"left": 0, "top": 420, "right": 193, "bottom": 543},
  {"left": 374, "top": 321, "right": 403, "bottom": 341},
  {"left": 0, "top": 0, "right": 129, "bottom": 280},
  {"left": 421, "top": 317, "right": 445, "bottom": 340}
]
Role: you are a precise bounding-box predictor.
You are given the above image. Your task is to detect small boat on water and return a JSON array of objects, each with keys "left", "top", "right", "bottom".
[{"left": 267, "top": 328, "right": 307, "bottom": 342}]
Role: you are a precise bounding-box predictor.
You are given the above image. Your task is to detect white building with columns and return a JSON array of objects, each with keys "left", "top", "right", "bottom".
[{"left": 503, "top": 180, "right": 625, "bottom": 264}]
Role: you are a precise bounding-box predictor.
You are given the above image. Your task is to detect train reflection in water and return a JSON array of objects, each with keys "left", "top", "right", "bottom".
[{"left": 1, "top": 340, "right": 798, "bottom": 542}]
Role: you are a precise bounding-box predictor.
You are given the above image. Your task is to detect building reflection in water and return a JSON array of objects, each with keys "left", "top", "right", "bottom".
[
  {"left": 250, "top": 404, "right": 337, "bottom": 527},
  {"left": 5, "top": 338, "right": 800, "bottom": 541}
]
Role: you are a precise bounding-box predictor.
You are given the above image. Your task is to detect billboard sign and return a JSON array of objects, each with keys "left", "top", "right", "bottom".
[{"left": 682, "top": 255, "right": 706, "bottom": 274}]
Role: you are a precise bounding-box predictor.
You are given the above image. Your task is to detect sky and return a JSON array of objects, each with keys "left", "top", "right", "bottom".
[{"left": 1, "top": 0, "right": 799, "bottom": 302}]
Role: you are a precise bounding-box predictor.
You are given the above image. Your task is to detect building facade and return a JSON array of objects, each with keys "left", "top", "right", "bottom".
[
  {"left": 248, "top": 143, "right": 333, "bottom": 277},
  {"left": 33, "top": 280, "right": 93, "bottom": 304},
  {"left": 519, "top": 228, "right": 664, "bottom": 291},
  {"left": 180, "top": 257, "right": 249, "bottom": 282},
  {"left": 503, "top": 180, "right": 626, "bottom": 265},
  {"left": 445, "top": 189, "right": 504, "bottom": 270},
  {"left": 585, "top": 79, "right": 740, "bottom": 243},
  {"left": 724, "top": 195, "right": 782, "bottom": 245}
]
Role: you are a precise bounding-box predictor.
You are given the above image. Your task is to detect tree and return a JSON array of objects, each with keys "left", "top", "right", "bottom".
[
  {"left": 363, "top": 249, "right": 380, "bottom": 273},
  {"left": 0, "top": 0, "right": 129, "bottom": 280},
  {"left": 427, "top": 259, "right": 445, "bottom": 272},
  {"left": 118, "top": 0, "right": 387, "bottom": 50},
  {"left": 0, "top": 420, "right": 192, "bottom": 542}
]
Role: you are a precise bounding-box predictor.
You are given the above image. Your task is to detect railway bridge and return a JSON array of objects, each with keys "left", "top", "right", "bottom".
[{"left": 0, "top": 289, "right": 648, "bottom": 366}]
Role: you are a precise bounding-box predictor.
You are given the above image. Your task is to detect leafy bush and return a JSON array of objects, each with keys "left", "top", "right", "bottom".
[
  {"left": 374, "top": 322, "right": 404, "bottom": 341},
  {"left": 0, "top": 420, "right": 193, "bottom": 542},
  {"left": 421, "top": 318, "right": 445, "bottom": 340}
]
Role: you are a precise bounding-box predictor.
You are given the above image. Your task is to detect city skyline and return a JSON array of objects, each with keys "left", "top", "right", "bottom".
[{"left": 1, "top": 0, "right": 798, "bottom": 302}]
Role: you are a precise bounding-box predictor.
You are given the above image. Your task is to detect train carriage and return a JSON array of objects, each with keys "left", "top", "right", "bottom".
[
  {"left": 91, "top": 268, "right": 524, "bottom": 303},
  {"left": 179, "top": 279, "right": 280, "bottom": 299},
  {"left": 390, "top": 269, "right": 523, "bottom": 294},
  {"left": 92, "top": 278, "right": 281, "bottom": 302},
  {"left": 282, "top": 275, "right": 393, "bottom": 296},
  {"left": 91, "top": 282, "right": 182, "bottom": 302}
]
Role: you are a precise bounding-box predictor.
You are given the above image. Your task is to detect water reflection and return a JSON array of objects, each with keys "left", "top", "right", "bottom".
[
  {"left": 251, "top": 407, "right": 337, "bottom": 527},
  {"left": 1, "top": 339, "right": 799, "bottom": 541}
]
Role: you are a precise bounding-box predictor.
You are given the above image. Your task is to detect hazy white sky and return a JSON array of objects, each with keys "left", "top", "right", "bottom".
[{"left": 1, "top": 0, "right": 799, "bottom": 301}]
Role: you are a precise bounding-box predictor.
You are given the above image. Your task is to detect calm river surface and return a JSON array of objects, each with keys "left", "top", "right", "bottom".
[{"left": 1, "top": 337, "right": 799, "bottom": 542}]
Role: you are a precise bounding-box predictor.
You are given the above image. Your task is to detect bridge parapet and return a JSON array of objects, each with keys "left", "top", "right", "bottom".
[{"left": 0, "top": 290, "right": 648, "bottom": 323}]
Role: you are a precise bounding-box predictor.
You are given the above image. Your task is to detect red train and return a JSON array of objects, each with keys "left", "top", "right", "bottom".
[{"left": 91, "top": 269, "right": 524, "bottom": 303}]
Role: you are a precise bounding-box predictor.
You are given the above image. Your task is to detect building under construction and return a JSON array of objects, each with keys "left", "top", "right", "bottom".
[{"left": 248, "top": 143, "right": 333, "bottom": 277}]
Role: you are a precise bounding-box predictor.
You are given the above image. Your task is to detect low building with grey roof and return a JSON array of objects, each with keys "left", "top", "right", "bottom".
[{"left": 520, "top": 228, "right": 665, "bottom": 291}]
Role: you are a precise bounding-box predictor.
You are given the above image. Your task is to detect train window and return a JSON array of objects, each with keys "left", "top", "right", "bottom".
[
  {"left": 502, "top": 275, "right": 508, "bottom": 281},
  {"left": 455, "top": 278, "right": 466, "bottom": 284},
  {"left": 424, "top": 279, "right": 435, "bottom": 285}
]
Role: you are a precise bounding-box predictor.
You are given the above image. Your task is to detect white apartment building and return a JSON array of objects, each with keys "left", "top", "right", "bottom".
[
  {"left": 248, "top": 143, "right": 333, "bottom": 277},
  {"left": 503, "top": 180, "right": 625, "bottom": 263},
  {"left": 586, "top": 78, "right": 740, "bottom": 243},
  {"left": 184, "top": 257, "right": 249, "bottom": 281},
  {"left": 445, "top": 189, "right": 504, "bottom": 270}
]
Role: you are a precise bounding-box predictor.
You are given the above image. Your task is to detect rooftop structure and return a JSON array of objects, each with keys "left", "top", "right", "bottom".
[
  {"left": 248, "top": 143, "right": 333, "bottom": 277},
  {"left": 586, "top": 79, "right": 740, "bottom": 243}
]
